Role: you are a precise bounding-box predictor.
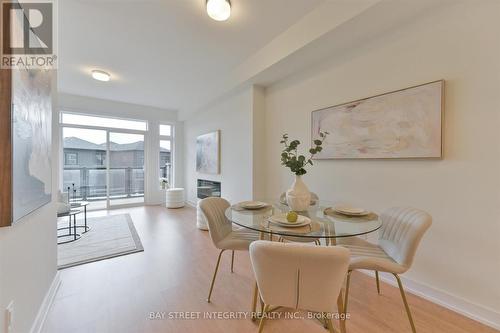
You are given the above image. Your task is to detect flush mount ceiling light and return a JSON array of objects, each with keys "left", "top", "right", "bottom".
[
  {"left": 206, "top": 0, "right": 231, "bottom": 21},
  {"left": 91, "top": 70, "right": 111, "bottom": 82}
]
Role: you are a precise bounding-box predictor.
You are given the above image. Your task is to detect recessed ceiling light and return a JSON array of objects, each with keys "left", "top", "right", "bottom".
[
  {"left": 206, "top": 0, "right": 231, "bottom": 21},
  {"left": 91, "top": 70, "right": 111, "bottom": 82}
]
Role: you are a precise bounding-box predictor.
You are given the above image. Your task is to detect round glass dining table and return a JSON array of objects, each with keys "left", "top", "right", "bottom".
[{"left": 225, "top": 199, "right": 382, "bottom": 244}]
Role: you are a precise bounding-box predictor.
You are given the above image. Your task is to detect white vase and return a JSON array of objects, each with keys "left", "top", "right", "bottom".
[{"left": 286, "top": 175, "right": 311, "bottom": 211}]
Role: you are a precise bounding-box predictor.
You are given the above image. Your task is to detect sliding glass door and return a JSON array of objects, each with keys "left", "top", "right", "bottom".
[
  {"left": 62, "top": 126, "right": 146, "bottom": 210},
  {"left": 109, "top": 132, "right": 145, "bottom": 207},
  {"left": 62, "top": 127, "right": 108, "bottom": 210}
]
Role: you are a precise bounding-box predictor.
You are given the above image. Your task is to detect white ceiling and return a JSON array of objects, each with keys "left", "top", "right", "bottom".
[
  {"left": 58, "top": 0, "right": 443, "bottom": 117},
  {"left": 58, "top": 0, "right": 323, "bottom": 113}
]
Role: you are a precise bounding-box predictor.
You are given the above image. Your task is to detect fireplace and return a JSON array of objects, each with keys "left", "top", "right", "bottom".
[{"left": 197, "top": 179, "right": 221, "bottom": 199}]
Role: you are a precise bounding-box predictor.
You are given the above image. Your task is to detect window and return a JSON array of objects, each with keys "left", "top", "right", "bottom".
[
  {"left": 61, "top": 117, "right": 147, "bottom": 210},
  {"left": 159, "top": 124, "right": 174, "bottom": 188},
  {"left": 95, "top": 152, "right": 106, "bottom": 166},
  {"left": 137, "top": 154, "right": 144, "bottom": 167},
  {"left": 61, "top": 112, "right": 147, "bottom": 131},
  {"left": 159, "top": 124, "right": 172, "bottom": 136},
  {"left": 160, "top": 140, "right": 172, "bottom": 184},
  {"left": 65, "top": 152, "right": 78, "bottom": 165}
]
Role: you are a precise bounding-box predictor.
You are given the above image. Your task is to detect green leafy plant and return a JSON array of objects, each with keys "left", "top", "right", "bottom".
[
  {"left": 160, "top": 178, "right": 170, "bottom": 190},
  {"left": 280, "top": 131, "right": 329, "bottom": 176}
]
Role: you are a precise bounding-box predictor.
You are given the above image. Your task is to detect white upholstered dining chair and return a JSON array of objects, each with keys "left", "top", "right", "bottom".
[
  {"left": 250, "top": 240, "right": 350, "bottom": 333},
  {"left": 200, "top": 197, "right": 260, "bottom": 303},
  {"left": 338, "top": 207, "right": 432, "bottom": 333}
]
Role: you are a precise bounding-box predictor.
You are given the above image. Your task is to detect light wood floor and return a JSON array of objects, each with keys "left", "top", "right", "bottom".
[{"left": 43, "top": 206, "right": 498, "bottom": 333}]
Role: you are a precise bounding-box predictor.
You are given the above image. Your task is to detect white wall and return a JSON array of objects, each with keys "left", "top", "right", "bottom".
[
  {"left": 184, "top": 87, "right": 254, "bottom": 205},
  {"left": 263, "top": 0, "right": 500, "bottom": 322},
  {"left": 251, "top": 86, "right": 267, "bottom": 199},
  {"left": 58, "top": 93, "right": 183, "bottom": 205},
  {"left": 0, "top": 71, "right": 58, "bottom": 333}
]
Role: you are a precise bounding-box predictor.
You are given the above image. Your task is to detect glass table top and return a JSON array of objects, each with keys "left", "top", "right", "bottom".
[
  {"left": 225, "top": 199, "right": 382, "bottom": 239},
  {"left": 57, "top": 208, "right": 82, "bottom": 218}
]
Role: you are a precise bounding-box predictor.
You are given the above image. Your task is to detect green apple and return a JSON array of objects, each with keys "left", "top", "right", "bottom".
[{"left": 286, "top": 211, "right": 298, "bottom": 223}]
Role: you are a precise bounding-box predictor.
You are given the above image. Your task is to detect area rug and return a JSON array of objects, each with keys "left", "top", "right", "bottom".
[{"left": 58, "top": 214, "right": 144, "bottom": 269}]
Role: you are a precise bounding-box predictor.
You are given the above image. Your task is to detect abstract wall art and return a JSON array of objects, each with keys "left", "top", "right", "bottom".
[
  {"left": 196, "top": 130, "right": 220, "bottom": 174},
  {"left": 11, "top": 68, "right": 53, "bottom": 223},
  {"left": 311, "top": 80, "right": 444, "bottom": 159},
  {"left": 0, "top": 68, "right": 52, "bottom": 227}
]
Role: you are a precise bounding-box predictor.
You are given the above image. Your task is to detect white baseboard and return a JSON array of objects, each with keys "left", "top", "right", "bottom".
[
  {"left": 30, "top": 272, "right": 61, "bottom": 333},
  {"left": 361, "top": 270, "right": 500, "bottom": 330},
  {"left": 186, "top": 200, "right": 197, "bottom": 208}
]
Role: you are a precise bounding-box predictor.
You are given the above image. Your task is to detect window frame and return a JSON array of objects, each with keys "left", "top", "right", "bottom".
[{"left": 60, "top": 111, "right": 148, "bottom": 132}]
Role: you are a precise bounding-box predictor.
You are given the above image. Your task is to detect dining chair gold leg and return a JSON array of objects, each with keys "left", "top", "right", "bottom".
[
  {"left": 393, "top": 273, "right": 417, "bottom": 333},
  {"left": 207, "top": 249, "right": 225, "bottom": 303},
  {"left": 251, "top": 282, "right": 259, "bottom": 321},
  {"left": 326, "top": 316, "right": 336, "bottom": 333},
  {"left": 258, "top": 304, "right": 270, "bottom": 333},
  {"left": 375, "top": 271, "right": 381, "bottom": 294},
  {"left": 337, "top": 291, "right": 346, "bottom": 333},
  {"left": 231, "top": 250, "right": 235, "bottom": 273},
  {"left": 344, "top": 270, "right": 353, "bottom": 314}
]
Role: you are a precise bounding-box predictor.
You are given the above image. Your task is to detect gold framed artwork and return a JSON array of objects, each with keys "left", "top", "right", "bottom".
[{"left": 311, "top": 80, "right": 444, "bottom": 159}]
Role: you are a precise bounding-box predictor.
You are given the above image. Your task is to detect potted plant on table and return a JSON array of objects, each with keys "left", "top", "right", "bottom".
[
  {"left": 280, "top": 131, "right": 329, "bottom": 211},
  {"left": 160, "top": 178, "right": 170, "bottom": 190}
]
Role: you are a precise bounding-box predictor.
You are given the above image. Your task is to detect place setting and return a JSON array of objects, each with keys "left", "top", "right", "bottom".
[
  {"left": 260, "top": 211, "right": 323, "bottom": 235},
  {"left": 232, "top": 200, "right": 271, "bottom": 212},
  {"left": 324, "top": 204, "right": 378, "bottom": 222},
  {"left": 267, "top": 211, "right": 311, "bottom": 228}
]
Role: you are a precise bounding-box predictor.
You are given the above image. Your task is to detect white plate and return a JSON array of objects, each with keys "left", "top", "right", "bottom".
[
  {"left": 334, "top": 206, "right": 370, "bottom": 215},
  {"left": 240, "top": 201, "right": 267, "bottom": 209},
  {"left": 269, "top": 214, "right": 311, "bottom": 227},
  {"left": 335, "top": 210, "right": 371, "bottom": 217},
  {"left": 334, "top": 210, "right": 370, "bottom": 216},
  {"left": 334, "top": 205, "right": 368, "bottom": 215}
]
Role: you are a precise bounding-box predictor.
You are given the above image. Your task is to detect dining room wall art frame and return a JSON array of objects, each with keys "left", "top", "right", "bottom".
[
  {"left": 196, "top": 130, "right": 220, "bottom": 175},
  {"left": 0, "top": 67, "right": 53, "bottom": 227},
  {"left": 311, "top": 80, "right": 444, "bottom": 159}
]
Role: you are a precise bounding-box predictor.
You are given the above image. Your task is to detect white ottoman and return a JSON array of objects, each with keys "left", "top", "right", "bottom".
[
  {"left": 197, "top": 201, "right": 209, "bottom": 230},
  {"left": 165, "top": 188, "right": 185, "bottom": 208}
]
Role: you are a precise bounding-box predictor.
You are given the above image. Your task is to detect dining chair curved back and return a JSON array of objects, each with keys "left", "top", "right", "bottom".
[
  {"left": 341, "top": 206, "right": 432, "bottom": 333},
  {"left": 199, "top": 197, "right": 232, "bottom": 249},
  {"left": 200, "top": 197, "right": 259, "bottom": 303},
  {"left": 378, "top": 207, "right": 432, "bottom": 271},
  {"left": 250, "top": 240, "right": 349, "bottom": 332}
]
